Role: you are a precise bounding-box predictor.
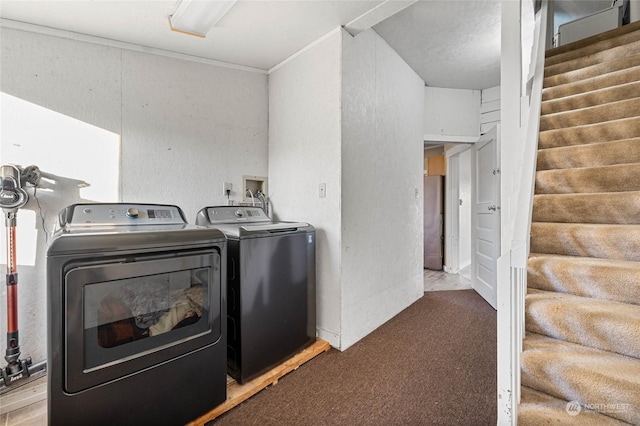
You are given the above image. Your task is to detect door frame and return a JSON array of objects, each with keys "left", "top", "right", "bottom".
[{"left": 444, "top": 142, "right": 475, "bottom": 274}]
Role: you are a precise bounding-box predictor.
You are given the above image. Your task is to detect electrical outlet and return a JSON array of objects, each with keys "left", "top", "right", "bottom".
[{"left": 223, "top": 182, "right": 232, "bottom": 195}]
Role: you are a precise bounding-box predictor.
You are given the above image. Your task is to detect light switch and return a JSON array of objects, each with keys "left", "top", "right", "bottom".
[{"left": 319, "top": 183, "right": 326, "bottom": 198}]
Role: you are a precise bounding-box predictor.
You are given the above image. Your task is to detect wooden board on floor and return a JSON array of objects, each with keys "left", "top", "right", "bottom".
[
  {"left": 0, "top": 375, "right": 47, "bottom": 416},
  {"left": 188, "top": 339, "right": 331, "bottom": 425}
]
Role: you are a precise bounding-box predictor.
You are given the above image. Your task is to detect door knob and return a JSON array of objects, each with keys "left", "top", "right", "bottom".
[{"left": 488, "top": 204, "right": 497, "bottom": 211}]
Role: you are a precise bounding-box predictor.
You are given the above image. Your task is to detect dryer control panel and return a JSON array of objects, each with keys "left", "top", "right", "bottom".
[{"left": 59, "top": 203, "right": 187, "bottom": 228}]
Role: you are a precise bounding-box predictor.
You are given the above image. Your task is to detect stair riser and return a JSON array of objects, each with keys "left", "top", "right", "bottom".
[
  {"left": 521, "top": 369, "right": 640, "bottom": 425},
  {"left": 532, "top": 192, "right": 640, "bottom": 224},
  {"left": 540, "top": 97, "right": 640, "bottom": 131},
  {"left": 537, "top": 138, "right": 640, "bottom": 170},
  {"left": 521, "top": 334, "right": 640, "bottom": 424},
  {"left": 545, "top": 39, "right": 640, "bottom": 76},
  {"left": 530, "top": 223, "right": 640, "bottom": 262},
  {"left": 542, "top": 82, "right": 640, "bottom": 115},
  {"left": 544, "top": 54, "right": 640, "bottom": 88},
  {"left": 519, "top": 386, "right": 628, "bottom": 426},
  {"left": 543, "top": 66, "right": 640, "bottom": 102},
  {"left": 528, "top": 255, "right": 640, "bottom": 306},
  {"left": 538, "top": 117, "right": 640, "bottom": 149},
  {"left": 526, "top": 291, "right": 640, "bottom": 359},
  {"left": 535, "top": 164, "right": 640, "bottom": 194}
]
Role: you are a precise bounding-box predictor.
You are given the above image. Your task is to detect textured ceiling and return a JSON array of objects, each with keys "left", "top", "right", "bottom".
[
  {"left": 0, "top": 1, "right": 616, "bottom": 90},
  {"left": 374, "top": 0, "right": 501, "bottom": 89}
]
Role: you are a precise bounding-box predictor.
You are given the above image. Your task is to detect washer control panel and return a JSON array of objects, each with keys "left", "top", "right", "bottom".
[
  {"left": 61, "top": 203, "right": 186, "bottom": 227},
  {"left": 203, "top": 206, "right": 269, "bottom": 224}
]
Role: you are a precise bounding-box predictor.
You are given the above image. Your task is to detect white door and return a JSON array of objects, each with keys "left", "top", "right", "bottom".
[{"left": 471, "top": 126, "right": 500, "bottom": 309}]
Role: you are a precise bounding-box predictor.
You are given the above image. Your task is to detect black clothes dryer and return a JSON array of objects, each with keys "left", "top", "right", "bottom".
[{"left": 47, "top": 203, "right": 226, "bottom": 426}]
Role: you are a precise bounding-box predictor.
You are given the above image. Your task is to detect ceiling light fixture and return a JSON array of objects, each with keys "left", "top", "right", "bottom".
[{"left": 169, "top": 0, "right": 237, "bottom": 38}]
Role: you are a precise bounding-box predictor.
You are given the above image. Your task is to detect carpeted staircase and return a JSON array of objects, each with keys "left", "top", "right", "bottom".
[{"left": 518, "top": 21, "right": 640, "bottom": 425}]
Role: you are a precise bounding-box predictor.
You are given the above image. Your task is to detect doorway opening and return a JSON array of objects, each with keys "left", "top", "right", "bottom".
[
  {"left": 423, "top": 142, "right": 472, "bottom": 275},
  {"left": 444, "top": 144, "right": 473, "bottom": 280},
  {"left": 423, "top": 126, "right": 500, "bottom": 309}
]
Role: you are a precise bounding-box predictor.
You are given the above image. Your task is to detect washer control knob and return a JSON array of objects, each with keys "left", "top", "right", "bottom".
[
  {"left": 126, "top": 208, "right": 140, "bottom": 218},
  {"left": 234, "top": 209, "right": 243, "bottom": 218}
]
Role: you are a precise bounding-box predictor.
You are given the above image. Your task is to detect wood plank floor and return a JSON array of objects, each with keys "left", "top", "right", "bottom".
[
  {"left": 0, "top": 377, "right": 46, "bottom": 426},
  {"left": 1, "top": 269, "right": 470, "bottom": 425}
]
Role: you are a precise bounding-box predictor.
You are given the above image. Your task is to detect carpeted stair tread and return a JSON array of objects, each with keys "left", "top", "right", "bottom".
[
  {"left": 521, "top": 333, "right": 640, "bottom": 424},
  {"left": 546, "top": 20, "right": 640, "bottom": 63},
  {"left": 530, "top": 222, "right": 640, "bottom": 262},
  {"left": 535, "top": 163, "right": 640, "bottom": 194},
  {"left": 526, "top": 289, "right": 640, "bottom": 359},
  {"left": 528, "top": 253, "right": 640, "bottom": 306},
  {"left": 519, "top": 386, "right": 631, "bottom": 425},
  {"left": 542, "top": 65, "right": 640, "bottom": 102},
  {"left": 537, "top": 138, "right": 640, "bottom": 170},
  {"left": 540, "top": 97, "right": 640, "bottom": 131},
  {"left": 538, "top": 116, "right": 640, "bottom": 149},
  {"left": 545, "top": 39, "right": 640, "bottom": 78},
  {"left": 532, "top": 192, "right": 640, "bottom": 224},
  {"left": 541, "top": 81, "right": 640, "bottom": 115},
  {"left": 543, "top": 53, "right": 640, "bottom": 88}
]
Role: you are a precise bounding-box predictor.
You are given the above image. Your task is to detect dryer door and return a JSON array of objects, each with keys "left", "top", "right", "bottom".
[{"left": 63, "top": 248, "right": 222, "bottom": 393}]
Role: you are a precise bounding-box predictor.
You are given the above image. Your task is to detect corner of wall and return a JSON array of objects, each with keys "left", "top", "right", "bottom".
[
  {"left": 267, "top": 29, "right": 343, "bottom": 351},
  {"left": 339, "top": 26, "right": 424, "bottom": 351}
]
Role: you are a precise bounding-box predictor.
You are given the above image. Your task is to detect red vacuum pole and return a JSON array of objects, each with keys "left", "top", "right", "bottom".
[
  {"left": 4, "top": 212, "right": 21, "bottom": 375},
  {"left": 0, "top": 164, "right": 47, "bottom": 389}
]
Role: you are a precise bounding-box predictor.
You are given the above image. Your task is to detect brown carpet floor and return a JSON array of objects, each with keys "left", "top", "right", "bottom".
[{"left": 210, "top": 290, "right": 497, "bottom": 426}]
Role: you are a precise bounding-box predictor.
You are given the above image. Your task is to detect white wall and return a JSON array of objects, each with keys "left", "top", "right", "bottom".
[
  {"left": 481, "top": 86, "right": 501, "bottom": 134},
  {"left": 268, "top": 31, "right": 343, "bottom": 347},
  {"left": 269, "top": 28, "right": 424, "bottom": 350},
  {"left": 341, "top": 29, "right": 424, "bottom": 349},
  {"left": 424, "top": 87, "right": 480, "bottom": 139},
  {"left": 0, "top": 27, "right": 268, "bottom": 363},
  {"left": 120, "top": 51, "right": 268, "bottom": 217}
]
